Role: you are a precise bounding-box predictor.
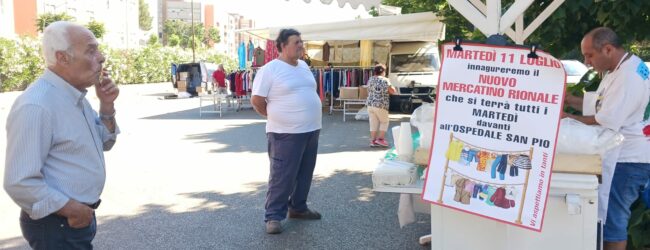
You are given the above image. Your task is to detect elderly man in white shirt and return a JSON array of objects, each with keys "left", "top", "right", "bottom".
[{"left": 4, "top": 21, "right": 119, "bottom": 249}]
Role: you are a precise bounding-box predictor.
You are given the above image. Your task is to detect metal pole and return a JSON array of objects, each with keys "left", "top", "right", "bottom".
[{"left": 191, "top": 0, "right": 195, "bottom": 62}]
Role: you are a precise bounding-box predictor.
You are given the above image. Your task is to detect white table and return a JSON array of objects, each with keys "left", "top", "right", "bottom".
[
  {"left": 198, "top": 93, "right": 231, "bottom": 117},
  {"left": 336, "top": 98, "right": 366, "bottom": 122},
  {"left": 373, "top": 154, "right": 602, "bottom": 249}
]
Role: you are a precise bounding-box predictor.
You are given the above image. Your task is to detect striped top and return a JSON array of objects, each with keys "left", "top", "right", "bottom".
[{"left": 4, "top": 69, "right": 119, "bottom": 219}]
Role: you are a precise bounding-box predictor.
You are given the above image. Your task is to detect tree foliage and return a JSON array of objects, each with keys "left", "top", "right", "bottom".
[
  {"left": 86, "top": 20, "right": 106, "bottom": 39},
  {"left": 163, "top": 20, "right": 219, "bottom": 48},
  {"left": 379, "top": 0, "right": 650, "bottom": 59},
  {"left": 147, "top": 34, "right": 159, "bottom": 46},
  {"left": 36, "top": 12, "right": 74, "bottom": 33},
  {"left": 0, "top": 37, "right": 44, "bottom": 92},
  {"left": 204, "top": 26, "right": 221, "bottom": 45},
  {"left": 168, "top": 34, "right": 181, "bottom": 47},
  {"left": 0, "top": 37, "right": 236, "bottom": 91},
  {"left": 138, "top": 0, "right": 153, "bottom": 31}
]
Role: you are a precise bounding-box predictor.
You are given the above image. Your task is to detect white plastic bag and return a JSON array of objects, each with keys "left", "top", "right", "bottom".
[
  {"left": 355, "top": 106, "right": 369, "bottom": 120},
  {"left": 557, "top": 118, "right": 624, "bottom": 155},
  {"left": 410, "top": 102, "right": 436, "bottom": 148}
]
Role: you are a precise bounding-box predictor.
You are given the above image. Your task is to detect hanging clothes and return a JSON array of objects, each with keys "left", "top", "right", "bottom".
[
  {"left": 446, "top": 140, "right": 464, "bottom": 162},
  {"left": 322, "top": 42, "right": 330, "bottom": 62},
  {"left": 490, "top": 187, "right": 515, "bottom": 209},
  {"left": 253, "top": 47, "right": 265, "bottom": 67},
  {"left": 453, "top": 178, "right": 471, "bottom": 205},
  {"left": 484, "top": 185, "right": 497, "bottom": 206},
  {"left": 264, "top": 40, "right": 279, "bottom": 64},
  {"left": 247, "top": 40, "right": 255, "bottom": 62},
  {"left": 496, "top": 154, "right": 508, "bottom": 180},
  {"left": 238, "top": 42, "right": 246, "bottom": 70},
  {"left": 490, "top": 155, "right": 503, "bottom": 179}
]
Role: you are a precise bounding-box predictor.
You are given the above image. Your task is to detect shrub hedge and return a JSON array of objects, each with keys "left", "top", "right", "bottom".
[{"left": 0, "top": 37, "right": 237, "bottom": 92}]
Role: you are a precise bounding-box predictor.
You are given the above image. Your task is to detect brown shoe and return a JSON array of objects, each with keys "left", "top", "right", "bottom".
[
  {"left": 265, "top": 220, "right": 282, "bottom": 234},
  {"left": 288, "top": 209, "right": 322, "bottom": 220}
]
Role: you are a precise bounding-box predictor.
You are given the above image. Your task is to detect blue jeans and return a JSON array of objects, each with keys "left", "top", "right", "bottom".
[
  {"left": 20, "top": 210, "right": 97, "bottom": 250},
  {"left": 604, "top": 162, "right": 650, "bottom": 242},
  {"left": 265, "top": 130, "right": 320, "bottom": 222}
]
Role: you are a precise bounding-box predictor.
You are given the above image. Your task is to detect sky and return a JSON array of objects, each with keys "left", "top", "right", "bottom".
[{"left": 209, "top": 0, "right": 373, "bottom": 27}]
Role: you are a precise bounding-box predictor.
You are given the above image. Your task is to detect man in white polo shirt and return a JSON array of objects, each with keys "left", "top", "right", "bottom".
[
  {"left": 251, "top": 28, "right": 323, "bottom": 234},
  {"left": 564, "top": 27, "right": 650, "bottom": 250}
]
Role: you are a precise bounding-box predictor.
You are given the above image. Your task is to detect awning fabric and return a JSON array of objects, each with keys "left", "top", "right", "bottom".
[
  {"left": 240, "top": 12, "right": 445, "bottom": 42},
  {"left": 290, "top": 0, "right": 381, "bottom": 11}
]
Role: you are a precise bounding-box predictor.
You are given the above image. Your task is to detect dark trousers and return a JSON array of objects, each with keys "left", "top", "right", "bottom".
[
  {"left": 20, "top": 210, "right": 96, "bottom": 250},
  {"left": 265, "top": 130, "right": 320, "bottom": 221}
]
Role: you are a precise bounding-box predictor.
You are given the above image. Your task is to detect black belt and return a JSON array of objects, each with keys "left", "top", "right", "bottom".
[{"left": 86, "top": 199, "right": 101, "bottom": 209}]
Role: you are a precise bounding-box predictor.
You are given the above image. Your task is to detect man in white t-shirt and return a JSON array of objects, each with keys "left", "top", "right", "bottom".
[
  {"left": 251, "top": 29, "right": 323, "bottom": 234},
  {"left": 563, "top": 27, "right": 650, "bottom": 250}
]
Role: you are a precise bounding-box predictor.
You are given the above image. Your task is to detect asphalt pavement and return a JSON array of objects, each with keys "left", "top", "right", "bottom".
[{"left": 0, "top": 83, "right": 429, "bottom": 250}]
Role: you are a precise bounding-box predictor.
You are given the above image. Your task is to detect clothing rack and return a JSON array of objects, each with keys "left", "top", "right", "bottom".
[
  {"left": 225, "top": 69, "right": 258, "bottom": 111},
  {"left": 438, "top": 133, "right": 534, "bottom": 224},
  {"left": 312, "top": 67, "right": 374, "bottom": 115}
]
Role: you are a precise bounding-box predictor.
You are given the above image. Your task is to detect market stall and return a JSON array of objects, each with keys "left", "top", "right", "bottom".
[
  {"left": 369, "top": 37, "right": 618, "bottom": 249},
  {"left": 303, "top": 0, "right": 612, "bottom": 249},
  {"left": 239, "top": 12, "right": 445, "bottom": 116}
]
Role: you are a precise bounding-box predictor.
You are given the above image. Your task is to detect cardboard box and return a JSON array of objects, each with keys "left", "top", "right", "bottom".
[
  {"left": 179, "top": 72, "right": 188, "bottom": 78},
  {"left": 358, "top": 85, "right": 368, "bottom": 100},
  {"left": 195, "top": 86, "right": 203, "bottom": 94},
  {"left": 413, "top": 147, "right": 430, "bottom": 166},
  {"left": 177, "top": 80, "right": 187, "bottom": 92},
  {"left": 339, "top": 87, "right": 359, "bottom": 99}
]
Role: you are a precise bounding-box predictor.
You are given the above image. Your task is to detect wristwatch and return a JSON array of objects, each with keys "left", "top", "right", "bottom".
[{"left": 100, "top": 110, "right": 116, "bottom": 121}]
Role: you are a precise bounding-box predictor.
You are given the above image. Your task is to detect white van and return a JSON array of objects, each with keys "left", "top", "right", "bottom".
[
  {"left": 387, "top": 41, "right": 440, "bottom": 113},
  {"left": 388, "top": 41, "right": 440, "bottom": 88}
]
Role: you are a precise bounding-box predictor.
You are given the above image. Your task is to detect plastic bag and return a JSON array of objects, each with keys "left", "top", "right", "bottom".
[
  {"left": 556, "top": 118, "right": 624, "bottom": 155},
  {"left": 355, "top": 106, "right": 369, "bottom": 120},
  {"left": 410, "top": 102, "right": 435, "bottom": 148}
]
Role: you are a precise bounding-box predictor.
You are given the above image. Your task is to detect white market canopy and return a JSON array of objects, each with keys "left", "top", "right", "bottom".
[
  {"left": 301, "top": 0, "right": 567, "bottom": 45},
  {"left": 290, "top": 0, "right": 381, "bottom": 11},
  {"left": 239, "top": 12, "right": 445, "bottom": 42}
]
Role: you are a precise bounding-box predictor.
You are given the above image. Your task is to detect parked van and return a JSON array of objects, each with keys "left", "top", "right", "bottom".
[
  {"left": 388, "top": 41, "right": 440, "bottom": 88},
  {"left": 387, "top": 41, "right": 440, "bottom": 113}
]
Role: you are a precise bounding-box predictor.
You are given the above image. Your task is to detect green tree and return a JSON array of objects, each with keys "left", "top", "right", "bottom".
[
  {"left": 148, "top": 34, "right": 159, "bottom": 46},
  {"left": 36, "top": 12, "right": 74, "bottom": 33},
  {"left": 168, "top": 34, "right": 180, "bottom": 47},
  {"left": 86, "top": 20, "right": 106, "bottom": 39},
  {"left": 378, "top": 0, "right": 650, "bottom": 59},
  {"left": 139, "top": 0, "right": 153, "bottom": 31},
  {"left": 204, "top": 26, "right": 220, "bottom": 45},
  {"left": 369, "top": 6, "right": 379, "bottom": 17},
  {"left": 163, "top": 20, "right": 208, "bottom": 48}
]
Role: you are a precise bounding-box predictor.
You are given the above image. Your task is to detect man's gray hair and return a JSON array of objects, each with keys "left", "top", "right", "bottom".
[
  {"left": 585, "top": 27, "right": 622, "bottom": 50},
  {"left": 42, "top": 21, "right": 76, "bottom": 67}
]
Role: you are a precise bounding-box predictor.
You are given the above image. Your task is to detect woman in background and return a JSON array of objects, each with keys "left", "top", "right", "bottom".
[{"left": 366, "top": 64, "right": 396, "bottom": 147}]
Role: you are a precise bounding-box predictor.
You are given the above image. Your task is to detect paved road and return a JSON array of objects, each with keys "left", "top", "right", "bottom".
[{"left": 0, "top": 83, "right": 429, "bottom": 249}]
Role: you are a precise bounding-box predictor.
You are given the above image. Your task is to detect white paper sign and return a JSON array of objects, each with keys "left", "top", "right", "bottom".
[{"left": 422, "top": 43, "right": 566, "bottom": 232}]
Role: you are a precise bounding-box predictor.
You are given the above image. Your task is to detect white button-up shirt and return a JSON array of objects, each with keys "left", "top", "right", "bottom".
[{"left": 4, "top": 69, "right": 119, "bottom": 219}]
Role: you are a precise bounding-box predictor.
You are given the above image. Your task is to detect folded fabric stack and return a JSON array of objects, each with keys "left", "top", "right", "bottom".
[{"left": 372, "top": 159, "right": 418, "bottom": 188}]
